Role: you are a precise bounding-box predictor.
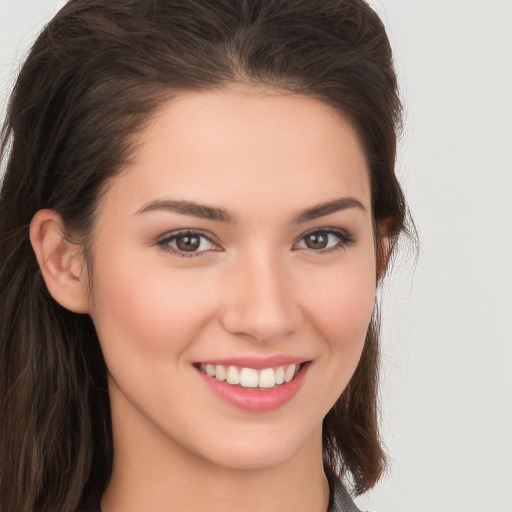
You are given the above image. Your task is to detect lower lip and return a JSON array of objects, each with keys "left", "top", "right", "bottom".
[{"left": 196, "top": 364, "right": 309, "bottom": 412}]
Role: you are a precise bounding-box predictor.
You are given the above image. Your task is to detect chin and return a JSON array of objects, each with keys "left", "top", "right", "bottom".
[
  {"left": 185, "top": 424, "right": 321, "bottom": 472},
  {"left": 204, "top": 446, "right": 299, "bottom": 472}
]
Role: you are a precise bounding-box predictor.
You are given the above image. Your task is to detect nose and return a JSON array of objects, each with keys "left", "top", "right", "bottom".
[{"left": 220, "top": 250, "right": 300, "bottom": 344}]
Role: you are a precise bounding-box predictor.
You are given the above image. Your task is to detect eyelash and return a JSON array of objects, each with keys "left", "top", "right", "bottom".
[{"left": 155, "top": 228, "right": 356, "bottom": 258}]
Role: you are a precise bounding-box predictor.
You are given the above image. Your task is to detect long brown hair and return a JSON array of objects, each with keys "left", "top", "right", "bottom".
[{"left": 0, "top": 1, "right": 408, "bottom": 510}]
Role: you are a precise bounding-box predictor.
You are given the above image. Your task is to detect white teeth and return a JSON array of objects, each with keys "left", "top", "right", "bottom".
[
  {"left": 284, "top": 364, "right": 296, "bottom": 383},
  {"left": 240, "top": 368, "right": 259, "bottom": 388},
  {"left": 226, "top": 366, "right": 240, "bottom": 385},
  {"left": 215, "top": 365, "right": 226, "bottom": 382},
  {"left": 200, "top": 363, "right": 302, "bottom": 389},
  {"left": 258, "top": 368, "right": 276, "bottom": 388}
]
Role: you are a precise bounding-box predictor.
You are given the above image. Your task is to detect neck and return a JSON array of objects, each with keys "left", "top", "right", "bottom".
[{"left": 101, "top": 410, "right": 330, "bottom": 512}]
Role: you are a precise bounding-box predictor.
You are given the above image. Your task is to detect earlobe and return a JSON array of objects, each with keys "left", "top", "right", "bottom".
[{"left": 29, "top": 209, "right": 90, "bottom": 314}]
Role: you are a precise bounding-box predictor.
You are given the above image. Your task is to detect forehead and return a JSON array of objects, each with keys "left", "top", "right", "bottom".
[{"left": 104, "top": 85, "right": 371, "bottom": 221}]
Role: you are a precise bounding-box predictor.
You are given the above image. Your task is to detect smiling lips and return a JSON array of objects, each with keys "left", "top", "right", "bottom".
[
  {"left": 195, "top": 358, "right": 310, "bottom": 412},
  {"left": 198, "top": 363, "right": 300, "bottom": 389}
]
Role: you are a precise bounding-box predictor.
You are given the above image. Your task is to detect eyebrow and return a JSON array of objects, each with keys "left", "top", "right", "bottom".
[
  {"left": 136, "top": 199, "right": 236, "bottom": 223},
  {"left": 136, "top": 196, "right": 366, "bottom": 224},
  {"left": 291, "top": 197, "right": 366, "bottom": 224}
]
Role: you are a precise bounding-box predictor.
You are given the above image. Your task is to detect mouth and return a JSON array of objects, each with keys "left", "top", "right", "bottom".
[{"left": 194, "top": 362, "right": 308, "bottom": 390}]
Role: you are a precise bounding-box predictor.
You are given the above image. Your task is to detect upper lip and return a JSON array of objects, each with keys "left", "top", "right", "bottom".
[{"left": 195, "top": 355, "right": 310, "bottom": 369}]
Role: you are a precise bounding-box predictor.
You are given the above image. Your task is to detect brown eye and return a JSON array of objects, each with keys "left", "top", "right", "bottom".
[
  {"left": 175, "top": 233, "right": 201, "bottom": 252},
  {"left": 295, "top": 229, "right": 355, "bottom": 253},
  {"left": 158, "top": 231, "right": 217, "bottom": 256},
  {"left": 304, "top": 232, "right": 329, "bottom": 250}
]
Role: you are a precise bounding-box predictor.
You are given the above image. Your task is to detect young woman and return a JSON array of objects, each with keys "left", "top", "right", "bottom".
[{"left": 0, "top": 1, "right": 410, "bottom": 511}]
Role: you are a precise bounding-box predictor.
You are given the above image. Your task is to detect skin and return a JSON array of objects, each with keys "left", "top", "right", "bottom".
[{"left": 33, "top": 85, "right": 379, "bottom": 512}]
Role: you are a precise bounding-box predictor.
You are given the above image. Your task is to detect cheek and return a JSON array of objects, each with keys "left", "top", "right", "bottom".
[
  {"left": 88, "top": 255, "right": 219, "bottom": 365},
  {"left": 284, "top": 249, "right": 377, "bottom": 429},
  {"left": 300, "top": 251, "right": 377, "bottom": 378},
  {"left": 309, "top": 262, "right": 376, "bottom": 340},
  {"left": 318, "top": 285, "right": 375, "bottom": 375}
]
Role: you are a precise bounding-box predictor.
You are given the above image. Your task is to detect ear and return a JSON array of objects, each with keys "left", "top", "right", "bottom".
[
  {"left": 30, "top": 209, "right": 90, "bottom": 314},
  {"left": 376, "top": 218, "right": 394, "bottom": 281}
]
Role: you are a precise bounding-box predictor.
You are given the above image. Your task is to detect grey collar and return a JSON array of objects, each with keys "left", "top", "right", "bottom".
[{"left": 328, "top": 479, "right": 362, "bottom": 512}]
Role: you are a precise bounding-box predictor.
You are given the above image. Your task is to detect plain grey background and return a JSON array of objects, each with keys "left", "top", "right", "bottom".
[{"left": 1, "top": 1, "right": 511, "bottom": 510}]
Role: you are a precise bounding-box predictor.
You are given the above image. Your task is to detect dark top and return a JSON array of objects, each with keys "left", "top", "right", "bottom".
[
  {"left": 329, "top": 479, "right": 362, "bottom": 512},
  {"left": 79, "top": 476, "right": 362, "bottom": 512}
]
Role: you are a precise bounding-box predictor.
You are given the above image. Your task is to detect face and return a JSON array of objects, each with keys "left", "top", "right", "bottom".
[{"left": 85, "top": 85, "right": 377, "bottom": 471}]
